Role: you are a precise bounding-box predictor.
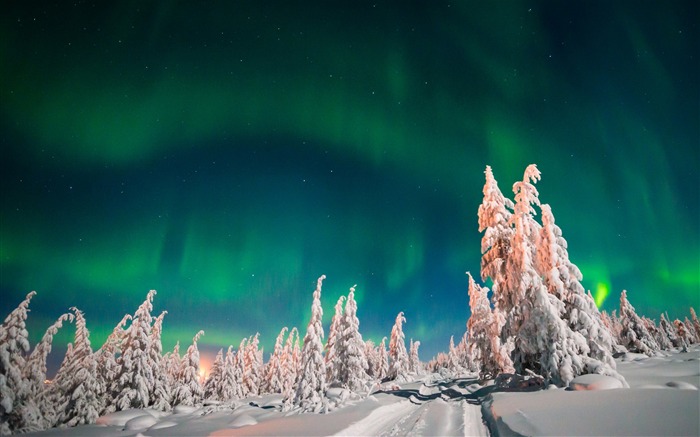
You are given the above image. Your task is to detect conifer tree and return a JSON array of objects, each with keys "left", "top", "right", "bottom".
[
  {"left": 219, "top": 346, "right": 238, "bottom": 401},
  {"left": 52, "top": 308, "right": 102, "bottom": 427},
  {"left": 376, "top": 337, "right": 389, "bottom": 381},
  {"left": 293, "top": 275, "right": 328, "bottom": 412},
  {"left": 690, "top": 308, "right": 700, "bottom": 341},
  {"left": 674, "top": 319, "right": 692, "bottom": 349},
  {"left": 263, "top": 327, "right": 288, "bottom": 394},
  {"left": 243, "top": 333, "right": 263, "bottom": 396},
  {"left": 164, "top": 341, "right": 182, "bottom": 395},
  {"left": 658, "top": 313, "right": 676, "bottom": 349},
  {"left": 337, "top": 285, "right": 369, "bottom": 391},
  {"left": 409, "top": 340, "right": 422, "bottom": 375},
  {"left": 466, "top": 273, "right": 513, "bottom": 379},
  {"left": 619, "top": 290, "right": 659, "bottom": 355},
  {"left": 388, "top": 312, "right": 410, "bottom": 382},
  {"left": 234, "top": 338, "right": 248, "bottom": 398},
  {"left": 148, "top": 311, "right": 170, "bottom": 411},
  {"left": 204, "top": 349, "right": 225, "bottom": 400},
  {"left": 96, "top": 314, "right": 131, "bottom": 414},
  {"left": 0, "top": 291, "right": 35, "bottom": 435},
  {"left": 172, "top": 330, "right": 205, "bottom": 406},
  {"left": 114, "top": 290, "right": 157, "bottom": 411},
  {"left": 325, "top": 295, "right": 345, "bottom": 384}
]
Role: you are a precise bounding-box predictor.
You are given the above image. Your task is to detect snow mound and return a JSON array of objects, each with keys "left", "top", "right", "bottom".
[
  {"left": 569, "top": 374, "right": 624, "bottom": 391},
  {"left": 228, "top": 413, "right": 257, "bottom": 428},
  {"left": 95, "top": 409, "right": 152, "bottom": 427},
  {"left": 172, "top": 405, "right": 200, "bottom": 414},
  {"left": 148, "top": 420, "right": 178, "bottom": 430},
  {"left": 665, "top": 381, "right": 698, "bottom": 390},
  {"left": 124, "top": 414, "right": 158, "bottom": 431}
]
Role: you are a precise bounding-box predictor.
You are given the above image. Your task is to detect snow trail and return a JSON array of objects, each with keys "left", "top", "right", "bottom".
[{"left": 334, "top": 399, "right": 418, "bottom": 436}]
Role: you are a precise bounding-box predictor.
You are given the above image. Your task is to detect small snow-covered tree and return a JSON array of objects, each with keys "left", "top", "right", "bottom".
[
  {"left": 172, "top": 330, "right": 205, "bottom": 406},
  {"left": 376, "top": 337, "right": 389, "bottom": 381},
  {"left": 337, "top": 285, "right": 369, "bottom": 391},
  {"left": 113, "top": 290, "right": 157, "bottom": 411},
  {"left": 52, "top": 308, "right": 102, "bottom": 427},
  {"left": 657, "top": 313, "right": 676, "bottom": 350},
  {"left": 409, "top": 340, "right": 422, "bottom": 375},
  {"left": 234, "top": 338, "right": 248, "bottom": 398},
  {"left": 674, "top": 319, "right": 692, "bottom": 350},
  {"left": 466, "top": 273, "right": 513, "bottom": 379},
  {"left": 388, "top": 312, "right": 410, "bottom": 382},
  {"left": 219, "top": 346, "right": 238, "bottom": 401},
  {"left": 204, "top": 349, "right": 225, "bottom": 400},
  {"left": 262, "top": 327, "right": 288, "bottom": 394},
  {"left": 619, "top": 290, "right": 659, "bottom": 355},
  {"left": 164, "top": 341, "right": 181, "bottom": 394},
  {"left": 689, "top": 308, "right": 700, "bottom": 342},
  {"left": 96, "top": 314, "right": 131, "bottom": 414},
  {"left": 325, "top": 295, "right": 345, "bottom": 384},
  {"left": 281, "top": 328, "right": 299, "bottom": 400},
  {"left": 243, "top": 333, "right": 263, "bottom": 396},
  {"left": 0, "top": 291, "right": 35, "bottom": 435},
  {"left": 292, "top": 275, "right": 328, "bottom": 412}
]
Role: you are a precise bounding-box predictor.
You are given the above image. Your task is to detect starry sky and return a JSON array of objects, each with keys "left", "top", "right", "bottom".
[{"left": 1, "top": 1, "right": 698, "bottom": 371}]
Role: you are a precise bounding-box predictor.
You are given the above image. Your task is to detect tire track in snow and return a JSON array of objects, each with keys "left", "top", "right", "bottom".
[
  {"left": 333, "top": 399, "right": 419, "bottom": 436},
  {"left": 462, "top": 400, "right": 489, "bottom": 437}
]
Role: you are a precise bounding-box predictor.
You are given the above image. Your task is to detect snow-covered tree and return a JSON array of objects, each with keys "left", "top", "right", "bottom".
[
  {"left": 0, "top": 291, "right": 35, "bottom": 435},
  {"left": 219, "top": 346, "right": 239, "bottom": 401},
  {"left": 113, "top": 290, "right": 157, "bottom": 411},
  {"left": 148, "top": 311, "right": 170, "bottom": 411},
  {"left": 243, "top": 333, "right": 263, "bottom": 396},
  {"left": 325, "top": 295, "right": 345, "bottom": 384},
  {"left": 409, "top": 340, "right": 422, "bottom": 375},
  {"left": 262, "top": 327, "right": 288, "bottom": 394},
  {"left": 292, "top": 275, "right": 328, "bottom": 412},
  {"left": 388, "top": 312, "right": 410, "bottom": 382},
  {"left": 172, "top": 330, "right": 205, "bottom": 406},
  {"left": 234, "top": 338, "right": 248, "bottom": 398},
  {"left": 48, "top": 308, "right": 102, "bottom": 427},
  {"left": 95, "top": 314, "right": 131, "bottom": 414},
  {"left": 337, "top": 285, "right": 369, "bottom": 391},
  {"left": 203, "top": 349, "right": 225, "bottom": 400},
  {"left": 281, "top": 328, "right": 299, "bottom": 400},
  {"left": 376, "top": 337, "right": 389, "bottom": 381},
  {"left": 619, "top": 290, "right": 659, "bottom": 355},
  {"left": 689, "top": 308, "right": 700, "bottom": 342},
  {"left": 657, "top": 313, "right": 676, "bottom": 350},
  {"left": 466, "top": 273, "right": 513, "bottom": 379},
  {"left": 674, "top": 319, "right": 692, "bottom": 350},
  {"left": 164, "top": 341, "right": 181, "bottom": 395}
]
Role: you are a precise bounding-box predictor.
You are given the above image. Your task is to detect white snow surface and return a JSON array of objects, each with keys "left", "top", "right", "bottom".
[{"left": 25, "top": 346, "right": 699, "bottom": 437}]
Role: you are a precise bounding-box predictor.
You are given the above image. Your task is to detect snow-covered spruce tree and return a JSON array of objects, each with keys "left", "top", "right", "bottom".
[
  {"left": 243, "top": 333, "right": 263, "bottom": 396},
  {"left": 376, "top": 337, "right": 389, "bottom": 381},
  {"left": 17, "top": 312, "right": 73, "bottom": 433},
  {"left": 234, "top": 338, "right": 248, "bottom": 398},
  {"left": 149, "top": 310, "right": 171, "bottom": 411},
  {"left": 95, "top": 313, "right": 131, "bottom": 414},
  {"left": 0, "top": 291, "right": 35, "bottom": 435},
  {"left": 204, "top": 349, "right": 225, "bottom": 400},
  {"left": 52, "top": 308, "right": 102, "bottom": 428},
  {"left": 536, "top": 204, "right": 622, "bottom": 380},
  {"left": 164, "top": 341, "right": 181, "bottom": 397},
  {"left": 337, "top": 285, "right": 369, "bottom": 391},
  {"left": 409, "top": 340, "right": 422, "bottom": 376},
  {"left": 262, "top": 327, "right": 288, "bottom": 394},
  {"left": 219, "top": 346, "right": 238, "bottom": 401},
  {"left": 690, "top": 308, "right": 700, "bottom": 342},
  {"left": 466, "top": 273, "right": 513, "bottom": 379},
  {"left": 674, "top": 319, "right": 692, "bottom": 350},
  {"left": 657, "top": 313, "right": 676, "bottom": 350},
  {"left": 618, "top": 290, "right": 659, "bottom": 355},
  {"left": 478, "top": 166, "right": 515, "bottom": 322},
  {"left": 281, "top": 328, "right": 299, "bottom": 401},
  {"left": 113, "top": 290, "right": 157, "bottom": 411},
  {"left": 504, "top": 165, "right": 592, "bottom": 386},
  {"left": 172, "top": 330, "right": 205, "bottom": 406},
  {"left": 292, "top": 275, "right": 328, "bottom": 412},
  {"left": 325, "top": 295, "right": 345, "bottom": 384},
  {"left": 447, "top": 336, "right": 461, "bottom": 373},
  {"left": 683, "top": 315, "right": 699, "bottom": 344},
  {"left": 388, "top": 312, "right": 410, "bottom": 382}
]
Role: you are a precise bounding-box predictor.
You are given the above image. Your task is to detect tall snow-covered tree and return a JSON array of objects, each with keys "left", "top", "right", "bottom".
[
  {"left": 51, "top": 308, "right": 102, "bottom": 428},
  {"left": 388, "top": 312, "right": 410, "bottom": 382},
  {"left": 282, "top": 328, "right": 299, "bottom": 400},
  {"left": 537, "top": 204, "right": 618, "bottom": 372},
  {"left": 203, "top": 349, "right": 225, "bottom": 400},
  {"left": 0, "top": 291, "right": 35, "bottom": 435},
  {"left": 337, "top": 285, "right": 369, "bottom": 391},
  {"left": 466, "top": 272, "right": 513, "bottom": 379},
  {"left": 172, "top": 330, "right": 205, "bottom": 407},
  {"left": 113, "top": 290, "right": 157, "bottom": 411},
  {"left": 234, "top": 338, "right": 248, "bottom": 398},
  {"left": 619, "top": 290, "right": 659, "bottom": 355},
  {"left": 325, "top": 295, "right": 345, "bottom": 384},
  {"left": 148, "top": 311, "right": 170, "bottom": 411},
  {"left": 243, "top": 333, "right": 263, "bottom": 396},
  {"left": 293, "top": 275, "right": 328, "bottom": 412},
  {"left": 96, "top": 314, "right": 131, "bottom": 414},
  {"left": 219, "top": 346, "right": 239, "bottom": 401}
]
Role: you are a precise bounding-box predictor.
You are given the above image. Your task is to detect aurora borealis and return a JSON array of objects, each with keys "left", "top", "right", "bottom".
[{"left": 1, "top": 1, "right": 698, "bottom": 370}]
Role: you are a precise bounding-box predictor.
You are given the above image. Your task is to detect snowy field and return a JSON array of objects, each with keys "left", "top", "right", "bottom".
[{"left": 27, "top": 345, "right": 699, "bottom": 437}]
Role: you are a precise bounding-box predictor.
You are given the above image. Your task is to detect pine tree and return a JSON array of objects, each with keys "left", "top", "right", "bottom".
[
  {"left": 619, "top": 290, "right": 659, "bottom": 355},
  {"left": 409, "top": 340, "right": 422, "bottom": 375},
  {"left": 293, "top": 275, "right": 328, "bottom": 412},
  {"left": 0, "top": 291, "right": 35, "bottom": 435},
  {"left": 466, "top": 272, "right": 513, "bottom": 379},
  {"left": 325, "top": 295, "right": 345, "bottom": 384},
  {"left": 262, "top": 327, "right": 288, "bottom": 394},
  {"left": 219, "top": 346, "right": 238, "bottom": 401},
  {"left": 96, "top": 314, "right": 131, "bottom": 414},
  {"left": 52, "top": 308, "right": 102, "bottom": 427},
  {"left": 234, "top": 338, "right": 248, "bottom": 398},
  {"left": 148, "top": 311, "right": 170, "bottom": 411},
  {"left": 172, "top": 330, "right": 205, "bottom": 406},
  {"left": 164, "top": 341, "right": 182, "bottom": 396},
  {"left": 282, "top": 328, "right": 299, "bottom": 400},
  {"left": 690, "top": 308, "right": 700, "bottom": 341},
  {"left": 674, "top": 319, "right": 692, "bottom": 350},
  {"left": 337, "top": 285, "right": 369, "bottom": 391},
  {"left": 18, "top": 312, "right": 73, "bottom": 433},
  {"left": 114, "top": 290, "right": 157, "bottom": 411},
  {"left": 204, "top": 349, "right": 225, "bottom": 400},
  {"left": 658, "top": 313, "right": 676, "bottom": 349},
  {"left": 243, "top": 333, "right": 263, "bottom": 396},
  {"left": 388, "top": 312, "right": 410, "bottom": 382},
  {"left": 376, "top": 337, "right": 389, "bottom": 381}
]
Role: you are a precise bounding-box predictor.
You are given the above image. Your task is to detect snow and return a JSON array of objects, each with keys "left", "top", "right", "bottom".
[{"left": 21, "top": 345, "right": 699, "bottom": 437}]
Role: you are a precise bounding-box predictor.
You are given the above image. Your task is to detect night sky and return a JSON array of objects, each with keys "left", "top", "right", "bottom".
[{"left": 1, "top": 1, "right": 698, "bottom": 371}]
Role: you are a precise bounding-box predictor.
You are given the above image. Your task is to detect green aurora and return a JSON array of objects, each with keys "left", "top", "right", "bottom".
[{"left": 1, "top": 1, "right": 698, "bottom": 369}]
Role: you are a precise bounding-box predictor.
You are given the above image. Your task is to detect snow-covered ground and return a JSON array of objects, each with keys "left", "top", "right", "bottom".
[{"left": 27, "top": 345, "right": 699, "bottom": 437}]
